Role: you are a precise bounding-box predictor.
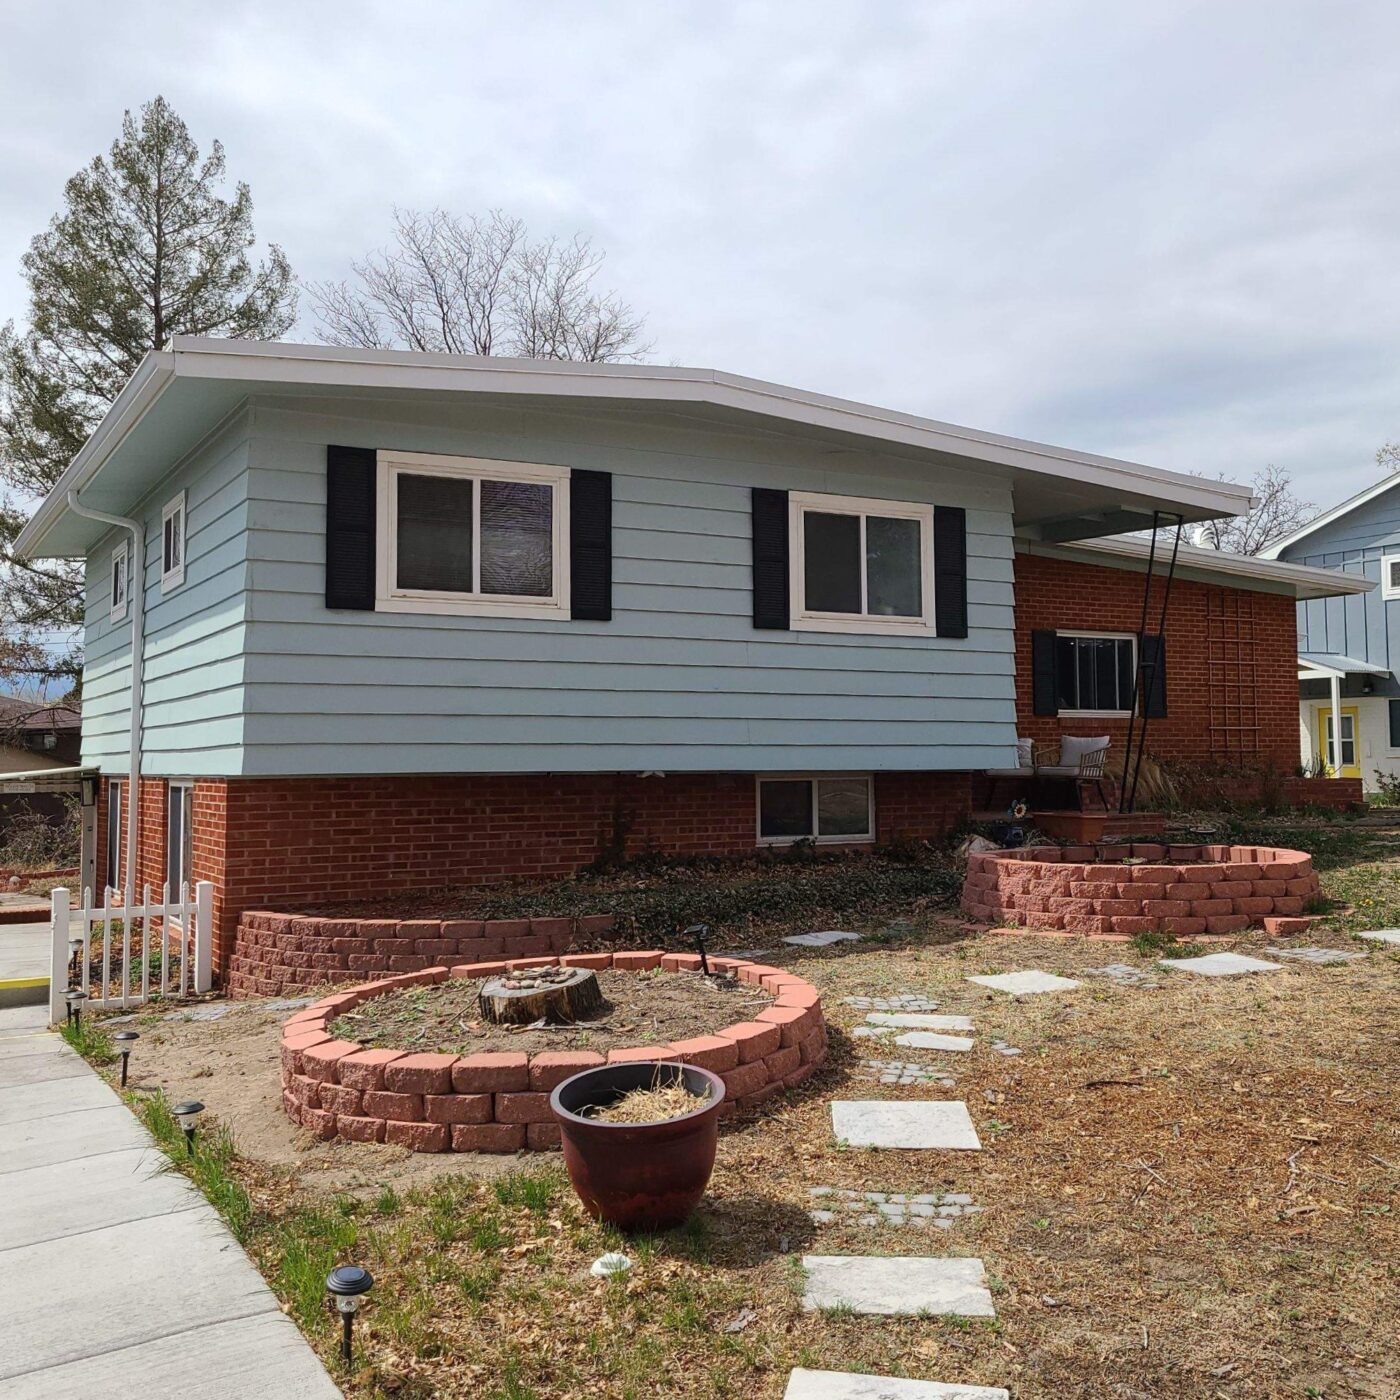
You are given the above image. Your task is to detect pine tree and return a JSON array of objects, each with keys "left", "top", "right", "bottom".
[{"left": 0, "top": 96, "right": 296, "bottom": 687}]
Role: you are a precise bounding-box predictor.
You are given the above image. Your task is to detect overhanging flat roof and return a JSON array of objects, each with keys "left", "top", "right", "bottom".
[
  {"left": 1298, "top": 652, "right": 1390, "bottom": 680},
  {"left": 1023, "top": 535, "right": 1374, "bottom": 601},
  {"left": 14, "top": 337, "right": 1258, "bottom": 559}
]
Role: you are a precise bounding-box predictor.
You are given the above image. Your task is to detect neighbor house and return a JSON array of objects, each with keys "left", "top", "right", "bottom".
[
  {"left": 11, "top": 339, "right": 1367, "bottom": 979},
  {"left": 1263, "top": 471, "right": 1400, "bottom": 785}
]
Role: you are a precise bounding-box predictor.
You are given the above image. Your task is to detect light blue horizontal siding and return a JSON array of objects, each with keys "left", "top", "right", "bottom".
[
  {"left": 232, "top": 398, "right": 1019, "bottom": 776},
  {"left": 79, "top": 417, "right": 252, "bottom": 776},
  {"left": 1288, "top": 546, "right": 1397, "bottom": 678}
]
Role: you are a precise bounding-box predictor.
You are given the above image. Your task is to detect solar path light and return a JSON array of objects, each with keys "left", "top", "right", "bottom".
[
  {"left": 171, "top": 1100, "right": 204, "bottom": 1156},
  {"left": 325, "top": 1265, "right": 374, "bottom": 1365},
  {"left": 112, "top": 1030, "right": 139, "bottom": 1087}
]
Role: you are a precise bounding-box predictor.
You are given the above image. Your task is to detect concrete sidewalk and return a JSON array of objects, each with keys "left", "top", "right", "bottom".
[{"left": 0, "top": 1004, "right": 342, "bottom": 1399}]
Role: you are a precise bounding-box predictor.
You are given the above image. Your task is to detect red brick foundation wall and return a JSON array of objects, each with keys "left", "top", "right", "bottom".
[{"left": 1013, "top": 552, "right": 1300, "bottom": 769}]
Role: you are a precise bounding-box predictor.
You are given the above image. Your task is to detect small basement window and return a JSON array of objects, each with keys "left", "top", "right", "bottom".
[
  {"left": 377, "top": 452, "right": 569, "bottom": 617},
  {"left": 757, "top": 775, "right": 874, "bottom": 845},
  {"left": 791, "top": 491, "right": 933, "bottom": 634},
  {"left": 1055, "top": 632, "right": 1136, "bottom": 716},
  {"left": 1383, "top": 556, "right": 1400, "bottom": 600},
  {"left": 161, "top": 493, "right": 186, "bottom": 591},
  {"left": 110, "top": 541, "right": 129, "bottom": 623}
]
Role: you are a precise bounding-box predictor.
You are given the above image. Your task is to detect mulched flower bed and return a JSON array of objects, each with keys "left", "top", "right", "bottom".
[{"left": 329, "top": 968, "right": 771, "bottom": 1056}]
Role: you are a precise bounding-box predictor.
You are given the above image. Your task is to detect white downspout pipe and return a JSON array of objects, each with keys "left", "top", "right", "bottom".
[
  {"left": 66, "top": 490, "right": 144, "bottom": 904},
  {"left": 1329, "top": 673, "right": 1343, "bottom": 779}
]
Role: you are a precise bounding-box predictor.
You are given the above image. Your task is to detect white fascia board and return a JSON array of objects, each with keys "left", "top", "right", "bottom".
[{"left": 1259, "top": 472, "right": 1400, "bottom": 559}]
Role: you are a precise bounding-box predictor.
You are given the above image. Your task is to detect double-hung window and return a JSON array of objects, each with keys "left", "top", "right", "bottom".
[
  {"left": 1055, "top": 632, "right": 1136, "bottom": 716},
  {"left": 757, "top": 774, "right": 874, "bottom": 845},
  {"left": 1383, "top": 556, "right": 1400, "bottom": 600},
  {"left": 376, "top": 452, "right": 570, "bottom": 618},
  {"left": 110, "top": 542, "right": 129, "bottom": 623},
  {"left": 161, "top": 492, "right": 186, "bottom": 592},
  {"left": 790, "top": 491, "right": 933, "bottom": 633},
  {"left": 166, "top": 782, "right": 194, "bottom": 897}
]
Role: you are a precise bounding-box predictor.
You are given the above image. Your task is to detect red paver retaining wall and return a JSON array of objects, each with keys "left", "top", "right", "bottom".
[
  {"left": 278, "top": 953, "right": 828, "bottom": 1152},
  {"left": 960, "top": 843, "right": 1320, "bottom": 936},
  {"left": 229, "top": 910, "right": 619, "bottom": 999}
]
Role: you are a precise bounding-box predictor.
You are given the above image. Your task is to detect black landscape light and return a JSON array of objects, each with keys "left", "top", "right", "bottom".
[
  {"left": 326, "top": 1265, "right": 374, "bottom": 1365},
  {"left": 112, "top": 1030, "right": 138, "bottom": 1087},
  {"left": 64, "top": 988, "right": 87, "bottom": 1028},
  {"left": 685, "top": 923, "right": 711, "bottom": 976},
  {"left": 67, "top": 932, "right": 82, "bottom": 976},
  {"left": 171, "top": 1100, "right": 204, "bottom": 1156}
]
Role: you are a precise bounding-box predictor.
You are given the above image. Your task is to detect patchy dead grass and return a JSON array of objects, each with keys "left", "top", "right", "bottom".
[{"left": 93, "top": 913, "right": 1399, "bottom": 1400}]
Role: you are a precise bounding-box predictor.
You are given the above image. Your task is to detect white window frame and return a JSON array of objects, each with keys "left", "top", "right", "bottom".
[
  {"left": 375, "top": 450, "right": 571, "bottom": 619},
  {"left": 1055, "top": 630, "right": 1138, "bottom": 719},
  {"left": 1382, "top": 555, "right": 1400, "bottom": 600},
  {"left": 161, "top": 492, "right": 186, "bottom": 592},
  {"left": 109, "top": 541, "right": 129, "bottom": 623},
  {"left": 755, "top": 773, "right": 875, "bottom": 846},
  {"left": 166, "top": 780, "right": 194, "bottom": 898},
  {"left": 789, "top": 490, "right": 935, "bottom": 635}
]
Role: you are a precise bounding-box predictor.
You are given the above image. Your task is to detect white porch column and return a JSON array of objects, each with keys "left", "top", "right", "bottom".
[{"left": 1330, "top": 673, "right": 1343, "bottom": 777}]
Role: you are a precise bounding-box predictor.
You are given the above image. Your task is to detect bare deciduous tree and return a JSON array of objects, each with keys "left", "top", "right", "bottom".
[
  {"left": 306, "top": 209, "right": 649, "bottom": 363},
  {"left": 1192, "top": 463, "right": 1314, "bottom": 555},
  {"left": 1376, "top": 441, "right": 1400, "bottom": 473}
]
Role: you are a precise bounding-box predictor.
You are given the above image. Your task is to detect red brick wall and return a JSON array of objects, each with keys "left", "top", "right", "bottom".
[{"left": 1013, "top": 552, "right": 1299, "bottom": 769}]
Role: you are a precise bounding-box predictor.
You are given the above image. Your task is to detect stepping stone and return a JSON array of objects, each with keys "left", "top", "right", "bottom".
[
  {"left": 1158, "top": 952, "right": 1283, "bottom": 977},
  {"left": 784, "top": 1369, "right": 1009, "bottom": 1400},
  {"left": 801, "top": 1255, "right": 995, "bottom": 1316},
  {"left": 832, "top": 1100, "right": 981, "bottom": 1150},
  {"left": 856, "top": 1059, "right": 955, "bottom": 1087},
  {"left": 1082, "top": 963, "right": 1161, "bottom": 988},
  {"left": 990, "top": 1040, "right": 1022, "bottom": 1057},
  {"left": 785, "top": 930, "right": 861, "bottom": 948},
  {"left": 805, "top": 1187, "right": 983, "bottom": 1229},
  {"left": 1358, "top": 930, "right": 1400, "bottom": 946},
  {"left": 851, "top": 1025, "right": 895, "bottom": 1039},
  {"left": 866, "top": 1012, "right": 974, "bottom": 1031},
  {"left": 893, "top": 1032, "right": 974, "bottom": 1052},
  {"left": 843, "top": 994, "right": 940, "bottom": 1012},
  {"left": 967, "top": 970, "right": 1081, "bottom": 995},
  {"left": 1266, "top": 946, "right": 1366, "bottom": 965}
]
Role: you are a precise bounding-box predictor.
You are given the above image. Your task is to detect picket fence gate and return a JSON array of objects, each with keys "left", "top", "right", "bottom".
[{"left": 48, "top": 881, "right": 213, "bottom": 1024}]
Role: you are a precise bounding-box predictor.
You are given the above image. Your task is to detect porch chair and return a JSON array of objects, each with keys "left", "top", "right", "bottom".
[{"left": 1033, "top": 735, "right": 1113, "bottom": 812}]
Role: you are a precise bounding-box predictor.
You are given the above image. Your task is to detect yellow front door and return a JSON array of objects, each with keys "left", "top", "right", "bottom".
[{"left": 1315, "top": 705, "right": 1361, "bottom": 778}]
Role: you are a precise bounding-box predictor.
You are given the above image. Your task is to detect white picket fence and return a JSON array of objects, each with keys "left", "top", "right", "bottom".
[{"left": 49, "top": 881, "right": 213, "bottom": 1024}]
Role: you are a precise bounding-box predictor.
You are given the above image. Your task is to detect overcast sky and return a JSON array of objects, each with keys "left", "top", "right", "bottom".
[{"left": 2, "top": 0, "right": 1398, "bottom": 505}]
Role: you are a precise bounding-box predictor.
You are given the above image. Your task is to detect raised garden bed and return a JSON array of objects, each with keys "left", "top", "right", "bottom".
[
  {"left": 961, "top": 842, "right": 1320, "bottom": 937},
  {"left": 279, "top": 951, "right": 827, "bottom": 1154}
]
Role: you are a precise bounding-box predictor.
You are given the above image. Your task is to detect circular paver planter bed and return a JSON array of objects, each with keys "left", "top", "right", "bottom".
[
  {"left": 960, "top": 842, "right": 1320, "bottom": 938},
  {"left": 279, "top": 951, "right": 826, "bottom": 1154}
]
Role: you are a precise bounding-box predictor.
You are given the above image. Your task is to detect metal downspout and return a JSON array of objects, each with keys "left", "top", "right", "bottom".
[{"left": 65, "top": 490, "right": 143, "bottom": 905}]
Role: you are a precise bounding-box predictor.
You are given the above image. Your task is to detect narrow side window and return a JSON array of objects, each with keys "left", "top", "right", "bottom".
[
  {"left": 110, "top": 541, "right": 129, "bottom": 623},
  {"left": 161, "top": 493, "right": 186, "bottom": 592}
]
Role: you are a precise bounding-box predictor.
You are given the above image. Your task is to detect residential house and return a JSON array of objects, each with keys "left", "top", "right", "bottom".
[{"left": 11, "top": 339, "right": 1365, "bottom": 978}]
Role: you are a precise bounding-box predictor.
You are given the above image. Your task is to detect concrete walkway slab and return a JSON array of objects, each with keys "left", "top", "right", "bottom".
[
  {"left": 967, "top": 970, "right": 1081, "bottom": 995},
  {"left": 785, "top": 1368, "right": 1008, "bottom": 1399},
  {"left": 832, "top": 1100, "right": 981, "bottom": 1150},
  {"left": 893, "top": 1032, "right": 975, "bottom": 1052},
  {"left": 866, "top": 1013, "right": 974, "bottom": 1031},
  {"left": 0, "top": 1025, "right": 340, "bottom": 1399},
  {"left": 801, "top": 1255, "right": 994, "bottom": 1316},
  {"left": 785, "top": 930, "right": 861, "bottom": 948},
  {"left": 1159, "top": 952, "right": 1283, "bottom": 977},
  {"left": 1266, "top": 946, "right": 1366, "bottom": 965},
  {"left": 1358, "top": 930, "right": 1400, "bottom": 946}
]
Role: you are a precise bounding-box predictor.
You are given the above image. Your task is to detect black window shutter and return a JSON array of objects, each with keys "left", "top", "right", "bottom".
[
  {"left": 1141, "top": 634, "right": 1168, "bottom": 717},
  {"left": 752, "top": 488, "right": 790, "bottom": 630},
  {"left": 325, "top": 445, "right": 377, "bottom": 610},
  {"left": 1388, "top": 699, "right": 1400, "bottom": 748},
  {"left": 1031, "top": 630, "right": 1059, "bottom": 715},
  {"left": 570, "top": 469, "right": 612, "bottom": 621},
  {"left": 933, "top": 506, "right": 968, "bottom": 638}
]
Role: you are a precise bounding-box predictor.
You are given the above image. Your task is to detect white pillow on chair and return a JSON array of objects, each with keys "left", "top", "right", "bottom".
[
  {"left": 1016, "top": 737, "right": 1034, "bottom": 769},
  {"left": 1059, "top": 735, "right": 1109, "bottom": 767}
]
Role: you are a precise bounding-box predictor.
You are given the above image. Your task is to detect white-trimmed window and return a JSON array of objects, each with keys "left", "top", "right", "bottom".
[
  {"left": 1382, "top": 556, "right": 1400, "bottom": 600},
  {"left": 757, "top": 774, "right": 874, "bottom": 845},
  {"left": 161, "top": 492, "right": 186, "bottom": 591},
  {"left": 790, "top": 491, "right": 934, "bottom": 634},
  {"left": 166, "top": 781, "right": 194, "bottom": 897},
  {"left": 376, "top": 451, "right": 570, "bottom": 618},
  {"left": 110, "top": 541, "right": 129, "bottom": 623},
  {"left": 1055, "top": 631, "right": 1137, "bottom": 717}
]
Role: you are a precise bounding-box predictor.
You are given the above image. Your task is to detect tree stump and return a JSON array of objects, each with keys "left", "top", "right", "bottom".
[{"left": 478, "top": 966, "right": 604, "bottom": 1025}]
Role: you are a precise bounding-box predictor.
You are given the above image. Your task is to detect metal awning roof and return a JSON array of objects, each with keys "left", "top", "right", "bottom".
[
  {"left": 1298, "top": 652, "right": 1390, "bottom": 680},
  {"left": 0, "top": 765, "right": 94, "bottom": 794}
]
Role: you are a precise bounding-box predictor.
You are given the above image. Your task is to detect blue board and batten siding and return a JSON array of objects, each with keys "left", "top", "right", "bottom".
[
  {"left": 1280, "top": 482, "right": 1400, "bottom": 679},
  {"left": 84, "top": 396, "right": 1020, "bottom": 777}
]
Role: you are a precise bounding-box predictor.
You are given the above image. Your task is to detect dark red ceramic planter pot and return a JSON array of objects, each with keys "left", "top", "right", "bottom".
[{"left": 549, "top": 1061, "right": 726, "bottom": 1232}]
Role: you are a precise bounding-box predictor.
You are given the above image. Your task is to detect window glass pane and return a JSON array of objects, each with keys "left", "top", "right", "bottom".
[
  {"left": 164, "top": 511, "right": 182, "bottom": 572},
  {"left": 167, "top": 788, "right": 184, "bottom": 892},
  {"left": 803, "top": 511, "right": 862, "bottom": 613},
  {"left": 1092, "top": 638, "right": 1118, "bottom": 710},
  {"left": 865, "top": 516, "right": 922, "bottom": 617},
  {"left": 1116, "top": 639, "right": 1135, "bottom": 709},
  {"left": 817, "top": 778, "right": 870, "bottom": 837},
  {"left": 396, "top": 473, "right": 474, "bottom": 592},
  {"left": 1055, "top": 636, "right": 1078, "bottom": 709},
  {"left": 759, "top": 780, "right": 813, "bottom": 838},
  {"left": 480, "top": 479, "right": 553, "bottom": 597},
  {"left": 112, "top": 556, "right": 124, "bottom": 605}
]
